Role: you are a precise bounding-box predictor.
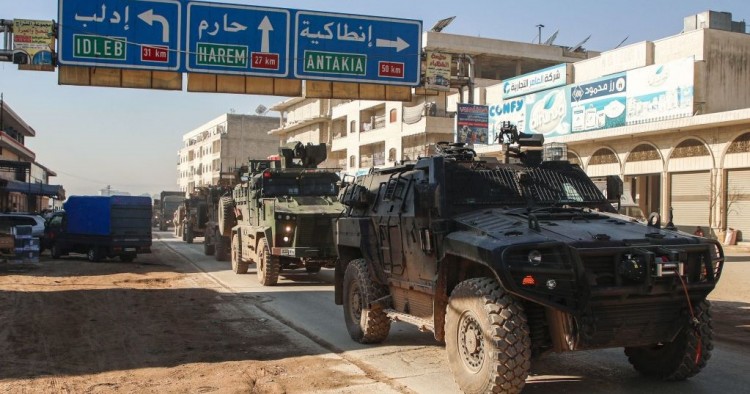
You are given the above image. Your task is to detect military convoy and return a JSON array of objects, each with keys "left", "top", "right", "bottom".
[
  {"left": 157, "top": 191, "right": 184, "bottom": 231},
  {"left": 225, "top": 142, "right": 345, "bottom": 285},
  {"left": 333, "top": 123, "right": 724, "bottom": 393}
]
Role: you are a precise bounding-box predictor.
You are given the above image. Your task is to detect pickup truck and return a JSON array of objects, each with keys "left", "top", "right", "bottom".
[{"left": 44, "top": 195, "right": 152, "bottom": 262}]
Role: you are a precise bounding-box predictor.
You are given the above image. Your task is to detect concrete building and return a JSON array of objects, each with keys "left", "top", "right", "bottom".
[
  {"left": 271, "top": 10, "right": 750, "bottom": 242},
  {"left": 483, "top": 10, "right": 750, "bottom": 241},
  {"left": 177, "top": 113, "right": 279, "bottom": 193},
  {"left": 0, "top": 98, "right": 63, "bottom": 212},
  {"left": 270, "top": 31, "right": 597, "bottom": 173}
]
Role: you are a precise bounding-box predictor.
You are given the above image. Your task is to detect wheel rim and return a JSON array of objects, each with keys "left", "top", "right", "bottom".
[
  {"left": 348, "top": 281, "right": 363, "bottom": 322},
  {"left": 458, "top": 311, "right": 484, "bottom": 372}
]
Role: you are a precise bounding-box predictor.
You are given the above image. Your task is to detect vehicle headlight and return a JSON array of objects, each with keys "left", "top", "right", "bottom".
[
  {"left": 285, "top": 225, "right": 293, "bottom": 233},
  {"left": 528, "top": 250, "right": 542, "bottom": 265}
]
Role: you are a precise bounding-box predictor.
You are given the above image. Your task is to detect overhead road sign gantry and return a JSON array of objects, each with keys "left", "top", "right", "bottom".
[
  {"left": 294, "top": 11, "right": 422, "bottom": 86},
  {"left": 58, "top": 0, "right": 182, "bottom": 71},
  {"left": 186, "top": 1, "right": 291, "bottom": 77}
]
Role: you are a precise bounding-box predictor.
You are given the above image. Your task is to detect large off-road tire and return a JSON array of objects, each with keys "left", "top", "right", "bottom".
[
  {"left": 342, "top": 259, "right": 391, "bottom": 344},
  {"left": 215, "top": 236, "right": 229, "bottom": 261},
  {"left": 87, "top": 246, "right": 104, "bottom": 262},
  {"left": 219, "top": 197, "right": 236, "bottom": 236},
  {"left": 445, "top": 277, "right": 531, "bottom": 394},
  {"left": 257, "top": 237, "right": 280, "bottom": 286},
  {"left": 203, "top": 239, "right": 215, "bottom": 256},
  {"left": 231, "top": 234, "right": 249, "bottom": 274},
  {"left": 624, "top": 300, "right": 713, "bottom": 381}
]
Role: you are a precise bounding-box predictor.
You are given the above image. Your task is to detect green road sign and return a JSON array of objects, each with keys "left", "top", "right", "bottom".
[
  {"left": 73, "top": 34, "right": 126, "bottom": 60},
  {"left": 303, "top": 51, "right": 366, "bottom": 76},
  {"left": 196, "top": 43, "right": 248, "bottom": 68}
]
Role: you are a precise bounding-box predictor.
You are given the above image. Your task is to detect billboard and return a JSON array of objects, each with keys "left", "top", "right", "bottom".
[
  {"left": 570, "top": 73, "right": 627, "bottom": 133},
  {"left": 456, "top": 104, "right": 489, "bottom": 145},
  {"left": 425, "top": 51, "right": 451, "bottom": 91},
  {"left": 502, "top": 63, "right": 568, "bottom": 99},
  {"left": 626, "top": 56, "right": 694, "bottom": 124},
  {"left": 12, "top": 19, "right": 55, "bottom": 69},
  {"left": 525, "top": 86, "right": 571, "bottom": 138}
]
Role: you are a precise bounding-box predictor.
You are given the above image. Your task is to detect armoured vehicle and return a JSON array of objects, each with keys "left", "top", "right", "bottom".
[
  {"left": 158, "top": 191, "right": 184, "bottom": 231},
  {"left": 229, "top": 142, "right": 345, "bottom": 285},
  {"left": 176, "top": 192, "right": 208, "bottom": 244},
  {"left": 333, "top": 123, "right": 724, "bottom": 394},
  {"left": 201, "top": 184, "right": 235, "bottom": 261}
]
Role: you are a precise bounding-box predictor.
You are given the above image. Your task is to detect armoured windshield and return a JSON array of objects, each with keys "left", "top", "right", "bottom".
[
  {"left": 445, "top": 162, "right": 608, "bottom": 209},
  {"left": 261, "top": 174, "right": 339, "bottom": 197}
]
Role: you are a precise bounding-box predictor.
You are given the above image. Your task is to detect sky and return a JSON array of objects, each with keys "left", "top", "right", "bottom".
[{"left": 1, "top": 0, "right": 749, "bottom": 198}]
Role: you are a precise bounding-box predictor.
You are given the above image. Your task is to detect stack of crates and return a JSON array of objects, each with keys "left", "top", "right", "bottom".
[{"left": 12, "top": 225, "right": 40, "bottom": 263}]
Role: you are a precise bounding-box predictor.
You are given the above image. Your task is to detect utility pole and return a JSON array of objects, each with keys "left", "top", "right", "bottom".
[
  {"left": 0, "top": 93, "right": 4, "bottom": 133},
  {"left": 536, "top": 24, "right": 545, "bottom": 44}
]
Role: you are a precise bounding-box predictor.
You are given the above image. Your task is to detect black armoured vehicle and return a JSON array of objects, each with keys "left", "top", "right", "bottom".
[{"left": 333, "top": 123, "right": 724, "bottom": 393}]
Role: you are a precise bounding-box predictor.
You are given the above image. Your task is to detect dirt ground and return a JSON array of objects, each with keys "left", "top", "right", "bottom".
[
  {"left": 1, "top": 245, "right": 749, "bottom": 393},
  {"left": 0, "top": 244, "right": 369, "bottom": 394}
]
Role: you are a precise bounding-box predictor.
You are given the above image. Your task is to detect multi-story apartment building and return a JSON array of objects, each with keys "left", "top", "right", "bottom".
[
  {"left": 177, "top": 113, "right": 279, "bottom": 193},
  {"left": 270, "top": 30, "right": 596, "bottom": 174},
  {"left": 0, "top": 99, "right": 63, "bottom": 212},
  {"left": 271, "top": 10, "right": 750, "bottom": 242}
]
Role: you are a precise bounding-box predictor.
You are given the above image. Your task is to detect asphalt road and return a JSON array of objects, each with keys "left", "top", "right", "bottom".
[{"left": 159, "top": 232, "right": 750, "bottom": 394}]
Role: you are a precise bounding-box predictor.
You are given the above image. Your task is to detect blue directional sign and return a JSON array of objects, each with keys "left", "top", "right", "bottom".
[
  {"left": 186, "top": 2, "right": 291, "bottom": 77},
  {"left": 58, "top": 0, "right": 182, "bottom": 71},
  {"left": 294, "top": 11, "right": 422, "bottom": 86}
]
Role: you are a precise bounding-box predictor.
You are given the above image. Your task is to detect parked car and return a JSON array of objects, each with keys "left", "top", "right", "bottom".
[
  {"left": 0, "top": 213, "right": 46, "bottom": 237},
  {"left": 0, "top": 213, "right": 47, "bottom": 252}
]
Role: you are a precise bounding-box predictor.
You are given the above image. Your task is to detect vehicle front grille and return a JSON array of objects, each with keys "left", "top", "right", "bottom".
[{"left": 295, "top": 216, "right": 335, "bottom": 247}]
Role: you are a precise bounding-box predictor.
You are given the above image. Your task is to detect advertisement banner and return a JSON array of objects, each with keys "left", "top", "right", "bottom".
[
  {"left": 525, "top": 86, "right": 571, "bottom": 138},
  {"left": 570, "top": 73, "right": 627, "bottom": 133},
  {"left": 626, "top": 56, "right": 694, "bottom": 124},
  {"left": 425, "top": 51, "right": 451, "bottom": 91},
  {"left": 12, "top": 19, "right": 55, "bottom": 69},
  {"left": 488, "top": 97, "right": 526, "bottom": 143},
  {"left": 456, "top": 104, "right": 489, "bottom": 145},
  {"left": 502, "top": 63, "right": 567, "bottom": 99}
]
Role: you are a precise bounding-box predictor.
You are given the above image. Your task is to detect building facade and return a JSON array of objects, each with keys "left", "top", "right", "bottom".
[
  {"left": 270, "top": 31, "right": 596, "bottom": 175},
  {"left": 482, "top": 11, "right": 750, "bottom": 241},
  {"left": 271, "top": 11, "right": 750, "bottom": 242},
  {"left": 0, "top": 99, "right": 63, "bottom": 212},
  {"left": 177, "top": 113, "right": 279, "bottom": 193}
]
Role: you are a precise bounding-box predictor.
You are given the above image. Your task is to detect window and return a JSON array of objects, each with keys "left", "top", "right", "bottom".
[
  {"left": 388, "top": 148, "right": 397, "bottom": 162},
  {"left": 390, "top": 108, "right": 397, "bottom": 123},
  {"left": 349, "top": 155, "right": 356, "bottom": 168},
  {"left": 350, "top": 120, "right": 357, "bottom": 134}
]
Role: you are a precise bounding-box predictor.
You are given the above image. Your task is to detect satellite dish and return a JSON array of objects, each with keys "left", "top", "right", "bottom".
[
  {"left": 430, "top": 16, "right": 456, "bottom": 32},
  {"left": 569, "top": 34, "right": 591, "bottom": 52},
  {"left": 543, "top": 29, "right": 559, "bottom": 45},
  {"left": 255, "top": 104, "right": 268, "bottom": 115}
]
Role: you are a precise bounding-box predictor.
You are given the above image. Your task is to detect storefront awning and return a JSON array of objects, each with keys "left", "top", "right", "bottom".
[{"left": 0, "top": 179, "right": 65, "bottom": 199}]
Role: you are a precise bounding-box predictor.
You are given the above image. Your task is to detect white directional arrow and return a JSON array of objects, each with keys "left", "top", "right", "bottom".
[
  {"left": 138, "top": 9, "right": 169, "bottom": 43},
  {"left": 258, "top": 16, "right": 273, "bottom": 53},
  {"left": 376, "top": 36, "right": 409, "bottom": 52}
]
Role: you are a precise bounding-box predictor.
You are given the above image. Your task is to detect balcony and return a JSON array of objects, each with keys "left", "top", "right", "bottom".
[
  {"left": 402, "top": 115, "right": 455, "bottom": 137},
  {"left": 268, "top": 114, "right": 331, "bottom": 135},
  {"left": 360, "top": 114, "right": 386, "bottom": 133}
]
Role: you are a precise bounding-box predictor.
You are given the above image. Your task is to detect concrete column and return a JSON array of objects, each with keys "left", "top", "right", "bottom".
[{"left": 661, "top": 170, "right": 670, "bottom": 221}]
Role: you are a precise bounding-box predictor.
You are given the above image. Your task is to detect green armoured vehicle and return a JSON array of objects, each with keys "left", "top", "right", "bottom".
[{"left": 228, "top": 142, "right": 345, "bottom": 285}]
